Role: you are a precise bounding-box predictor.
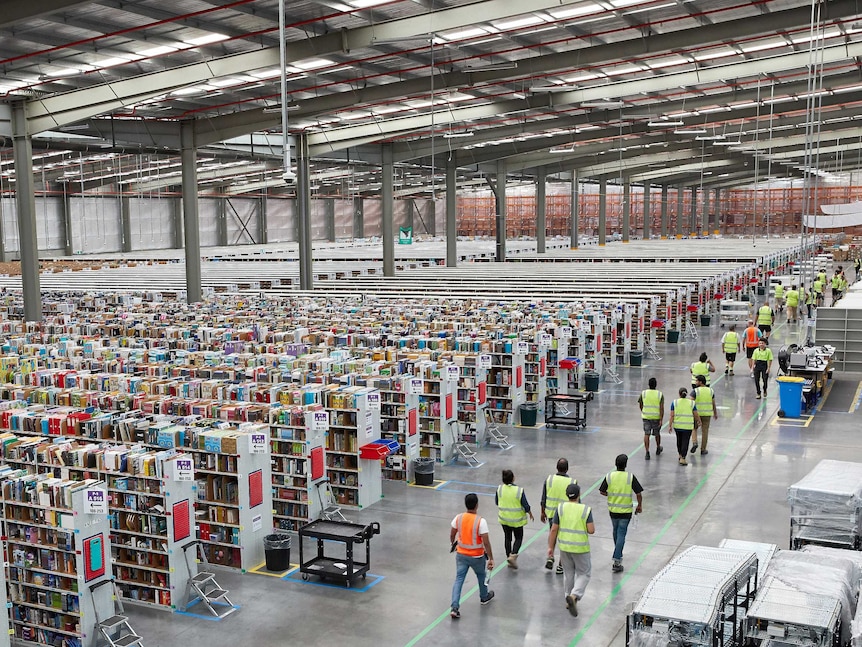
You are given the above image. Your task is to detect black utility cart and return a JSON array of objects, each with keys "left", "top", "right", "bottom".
[
  {"left": 298, "top": 519, "right": 381, "bottom": 587},
  {"left": 544, "top": 392, "right": 593, "bottom": 429}
]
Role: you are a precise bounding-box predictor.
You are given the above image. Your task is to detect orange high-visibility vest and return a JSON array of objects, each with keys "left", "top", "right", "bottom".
[
  {"left": 455, "top": 513, "right": 485, "bottom": 557},
  {"left": 744, "top": 326, "right": 760, "bottom": 348}
]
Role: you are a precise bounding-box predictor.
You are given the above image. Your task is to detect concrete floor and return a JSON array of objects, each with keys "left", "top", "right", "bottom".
[{"left": 123, "top": 309, "right": 862, "bottom": 647}]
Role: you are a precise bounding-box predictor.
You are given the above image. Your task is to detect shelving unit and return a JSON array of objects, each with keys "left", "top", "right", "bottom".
[
  {"left": 523, "top": 342, "right": 548, "bottom": 414},
  {"left": 3, "top": 472, "right": 114, "bottom": 647},
  {"left": 720, "top": 300, "right": 751, "bottom": 328},
  {"left": 815, "top": 307, "right": 862, "bottom": 372},
  {"left": 413, "top": 363, "right": 456, "bottom": 463},
  {"left": 452, "top": 354, "right": 487, "bottom": 445},
  {"left": 486, "top": 341, "right": 526, "bottom": 425},
  {"left": 367, "top": 375, "right": 419, "bottom": 482}
]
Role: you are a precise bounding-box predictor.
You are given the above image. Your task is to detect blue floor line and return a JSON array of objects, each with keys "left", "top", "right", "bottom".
[{"left": 284, "top": 571, "right": 384, "bottom": 591}]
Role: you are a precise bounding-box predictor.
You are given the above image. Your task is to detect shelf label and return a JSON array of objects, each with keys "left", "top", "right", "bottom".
[
  {"left": 252, "top": 514, "right": 262, "bottom": 532},
  {"left": 367, "top": 392, "right": 381, "bottom": 410},
  {"left": 559, "top": 326, "right": 572, "bottom": 339},
  {"left": 85, "top": 488, "right": 108, "bottom": 515},
  {"left": 249, "top": 432, "right": 268, "bottom": 454},
  {"left": 538, "top": 333, "right": 552, "bottom": 347},
  {"left": 311, "top": 411, "right": 329, "bottom": 431},
  {"left": 446, "top": 365, "right": 460, "bottom": 381},
  {"left": 478, "top": 354, "right": 492, "bottom": 369},
  {"left": 174, "top": 458, "right": 194, "bottom": 481},
  {"left": 408, "top": 378, "right": 424, "bottom": 394},
  {"left": 516, "top": 341, "right": 529, "bottom": 355}
]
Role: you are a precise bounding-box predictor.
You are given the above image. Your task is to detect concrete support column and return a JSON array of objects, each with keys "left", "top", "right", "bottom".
[
  {"left": 120, "top": 196, "right": 132, "bottom": 253},
  {"left": 598, "top": 177, "right": 607, "bottom": 246},
  {"left": 11, "top": 101, "right": 41, "bottom": 321},
  {"left": 661, "top": 184, "right": 669, "bottom": 239},
  {"left": 675, "top": 187, "right": 684, "bottom": 238},
  {"left": 180, "top": 120, "right": 202, "bottom": 304},
  {"left": 446, "top": 156, "right": 457, "bottom": 267},
  {"left": 701, "top": 188, "right": 710, "bottom": 235},
  {"left": 427, "top": 199, "right": 436, "bottom": 237},
  {"left": 258, "top": 195, "right": 268, "bottom": 245},
  {"left": 689, "top": 186, "right": 697, "bottom": 236},
  {"left": 643, "top": 184, "right": 651, "bottom": 240},
  {"left": 570, "top": 171, "right": 579, "bottom": 249},
  {"left": 353, "top": 196, "right": 364, "bottom": 239},
  {"left": 536, "top": 168, "right": 546, "bottom": 254},
  {"left": 296, "top": 133, "right": 313, "bottom": 289},
  {"left": 622, "top": 179, "right": 631, "bottom": 243},
  {"left": 714, "top": 188, "right": 721, "bottom": 235},
  {"left": 381, "top": 143, "right": 395, "bottom": 277},
  {"left": 325, "top": 198, "right": 336, "bottom": 242},
  {"left": 172, "top": 197, "right": 184, "bottom": 249},
  {"left": 495, "top": 159, "right": 507, "bottom": 262}
]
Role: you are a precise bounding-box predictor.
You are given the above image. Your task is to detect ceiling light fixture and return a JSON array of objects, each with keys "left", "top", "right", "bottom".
[
  {"left": 443, "top": 131, "right": 475, "bottom": 138},
  {"left": 529, "top": 85, "right": 579, "bottom": 93},
  {"left": 581, "top": 101, "right": 624, "bottom": 108},
  {"left": 673, "top": 128, "right": 707, "bottom": 135},
  {"left": 262, "top": 104, "right": 300, "bottom": 113},
  {"left": 464, "top": 62, "right": 518, "bottom": 71},
  {"left": 648, "top": 120, "right": 685, "bottom": 127}
]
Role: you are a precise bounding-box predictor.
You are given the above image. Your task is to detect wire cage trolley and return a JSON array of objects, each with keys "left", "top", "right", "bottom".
[
  {"left": 787, "top": 460, "right": 862, "bottom": 551},
  {"left": 626, "top": 546, "right": 760, "bottom": 647},
  {"left": 544, "top": 392, "right": 593, "bottom": 429},
  {"left": 298, "top": 519, "right": 381, "bottom": 587},
  {"left": 719, "top": 300, "right": 752, "bottom": 328}
]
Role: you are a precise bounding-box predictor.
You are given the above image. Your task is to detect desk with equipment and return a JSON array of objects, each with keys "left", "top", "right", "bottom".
[
  {"left": 298, "top": 519, "right": 381, "bottom": 587},
  {"left": 784, "top": 345, "right": 835, "bottom": 410}
]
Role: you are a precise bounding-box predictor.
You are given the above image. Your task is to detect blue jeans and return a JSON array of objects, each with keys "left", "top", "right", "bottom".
[
  {"left": 611, "top": 516, "right": 631, "bottom": 562},
  {"left": 451, "top": 553, "right": 489, "bottom": 610}
]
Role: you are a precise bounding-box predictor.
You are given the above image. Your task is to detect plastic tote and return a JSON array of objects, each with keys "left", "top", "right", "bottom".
[
  {"left": 777, "top": 376, "right": 805, "bottom": 418},
  {"left": 519, "top": 402, "right": 538, "bottom": 426},
  {"left": 413, "top": 457, "right": 435, "bottom": 486},
  {"left": 263, "top": 534, "right": 291, "bottom": 571}
]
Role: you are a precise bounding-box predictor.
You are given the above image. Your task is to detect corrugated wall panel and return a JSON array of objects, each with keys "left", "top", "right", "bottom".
[
  {"left": 363, "top": 199, "right": 382, "bottom": 237},
  {"left": 334, "top": 200, "right": 353, "bottom": 239},
  {"left": 69, "top": 197, "right": 121, "bottom": 254},
  {"left": 224, "top": 198, "right": 259, "bottom": 245},
  {"left": 129, "top": 198, "right": 174, "bottom": 251},
  {"left": 198, "top": 199, "right": 219, "bottom": 247},
  {"left": 266, "top": 197, "right": 295, "bottom": 242}
]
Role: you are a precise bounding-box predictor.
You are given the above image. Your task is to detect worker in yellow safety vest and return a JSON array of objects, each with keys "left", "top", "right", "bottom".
[
  {"left": 599, "top": 454, "right": 643, "bottom": 573},
  {"left": 548, "top": 483, "right": 595, "bottom": 618},
  {"left": 496, "top": 469, "right": 534, "bottom": 569},
  {"left": 784, "top": 285, "right": 799, "bottom": 323},
  {"left": 691, "top": 374, "right": 718, "bottom": 455},
  {"left": 756, "top": 301, "right": 774, "bottom": 339},
  {"left": 541, "top": 458, "right": 576, "bottom": 574},
  {"left": 813, "top": 276, "right": 824, "bottom": 306},
  {"left": 720, "top": 324, "right": 741, "bottom": 375},
  {"left": 669, "top": 387, "right": 701, "bottom": 466},
  {"left": 638, "top": 377, "right": 664, "bottom": 460},
  {"left": 773, "top": 281, "right": 784, "bottom": 314},
  {"left": 690, "top": 351, "right": 716, "bottom": 389}
]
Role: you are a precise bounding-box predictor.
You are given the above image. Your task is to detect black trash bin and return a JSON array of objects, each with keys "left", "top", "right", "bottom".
[
  {"left": 264, "top": 533, "right": 291, "bottom": 571},
  {"left": 757, "top": 286, "right": 766, "bottom": 296},
  {"left": 700, "top": 315, "right": 712, "bottom": 327},
  {"left": 519, "top": 402, "right": 538, "bottom": 426},
  {"left": 414, "top": 457, "right": 435, "bottom": 486},
  {"left": 630, "top": 350, "right": 643, "bottom": 367},
  {"left": 584, "top": 370, "right": 600, "bottom": 392},
  {"left": 667, "top": 330, "right": 680, "bottom": 343}
]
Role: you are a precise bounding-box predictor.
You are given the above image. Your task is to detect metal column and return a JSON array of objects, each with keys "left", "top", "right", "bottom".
[
  {"left": 11, "top": 102, "right": 41, "bottom": 322},
  {"left": 536, "top": 168, "right": 546, "bottom": 254},
  {"left": 570, "top": 171, "right": 579, "bottom": 249},
  {"left": 296, "top": 133, "right": 313, "bottom": 289},
  {"left": 446, "top": 156, "right": 457, "bottom": 267},
  {"left": 258, "top": 195, "right": 268, "bottom": 244},
  {"left": 325, "top": 199, "right": 336, "bottom": 242},
  {"left": 714, "top": 188, "right": 721, "bottom": 235},
  {"left": 495, "top": 159, "right": 507, "bottom": 262},
  {"left": 675, "top": 187, "right": 684, "bottom": 238},
  {"left": 598, "top": 178, "right": 607, "bottom": 246},
  {"left": 701, "top": 188, "right": 710, "bottom": 235},
  {"left": 353, "top": 196, "right": 364, "bottom": 239},
  {"left": 62, "top": 191, "right": 74, "bottom": 256},
  {"left": 180, "top": 121, "right": 202, "bottom": 304},
  {"left": 643, "top": 183, "right": 651, "bottom": 240},
  {"left": 661, "top": 184, "right": 669, "bottom": 239},
  {"left": 622, "top": 180, "right": 631, "bottom": 243},
  {"left": 381, "top": 143, "right": 395, "bottom": 277},
  {"left": 216, "top": 198, "right": 228, "bottom": 247},
  {"left": 120, "top": 196, "right": 132, "bottom": 253},
  {"left": 689, "top": 186, "right": 697, "bottom": 235},
  {"left": 172, "top": 196, "right": 184, "bottom": 249}
]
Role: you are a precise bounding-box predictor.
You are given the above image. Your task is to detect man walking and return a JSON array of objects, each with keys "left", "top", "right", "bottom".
[
  {"left": 752, "top": 338, "right": 773, "bottom": 400},
  {"left": 691, "top": 374, "right": 717, "bottom": 455},
  {"left": 449, "top": 493, "right": 495, "bottom": 619},
  {"left": 541, "top": 458, "right": 576, "bottom": 574},
  {"left": 756, "top": 300, "right": 775, "bottom": 340},
  {"left": 599, "top": 454, "right": 643, "bottom": 573},
  {"left": 690, "top": 352, "right": 716, "bottom": 390},
  {"left": 548, "top": 483, "right": 595, "bottom": 618},
  {"left": 785, "top": 285, "right": 799, "bottom": 324},
  {"left": 743, "top": 320, "right": 762, "bottom": 376},
  {"left": 638, "top": 377, "right": 664, "bottom": 460},
  {"left": 720, "top": 324, "right": 741, "bottom": 375}
]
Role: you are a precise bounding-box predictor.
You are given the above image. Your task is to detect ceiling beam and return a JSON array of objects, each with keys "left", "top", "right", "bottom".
[{"left": 0, "top": 0, "right": 93, "bottom": 28}]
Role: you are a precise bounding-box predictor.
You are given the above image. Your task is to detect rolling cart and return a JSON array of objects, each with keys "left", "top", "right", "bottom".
[
  {"left": 544, "top": 392, "right": 593, "bottom": 429},
  {"left": 298, "top": 519, "right": 381, "bottom": 587}
]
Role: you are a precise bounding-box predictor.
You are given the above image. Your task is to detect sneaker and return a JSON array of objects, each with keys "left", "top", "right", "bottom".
[
  {"left": 763, "top": 390, "right": 768, "bottom": 398},
  {"left": 750, "top": 371, "right": 755, "bottom": 378},
  {"left": 450, "top": 608, "right": 460, "bottom": 619},
  {"left": 480, "top": 590, "right": 495, "bottom": 605},
  {"left": 644, "top": 451, "right": 650, "bottom": 460},
  {"left": 545, "top": 556, "right": 555, "bottom": 570},
  {"left": 729, "top": 370, "right": 734, "bottom": 376},
  {"left": 612, "top": 562, "right": 624, "bottom": 573},
  {"left": 679, "top": 457, "right": 688, "bottom": 466},
  {"left": 507, "top": 554, "right": 518, "bottom": 569},
  {"left": 700, "top": 450, "right": 708, "bottom": 455},
  {"left": 656, "top": 445, "right": 663, "bottom": 456},
  {"left": 556, "top": 563, "right": 564, "bottom": 575},
  {"left": 690, "top": 443, "right": 698, "bottom": 454},
  {"left": 756, "top": 394, "right": 761, "bottom": 399},
  {"left": 566, "top": 594, "right": 578, "bottom": 617},
  {"left": 724, "top": 367, "right": 729, "bottom": 374}
]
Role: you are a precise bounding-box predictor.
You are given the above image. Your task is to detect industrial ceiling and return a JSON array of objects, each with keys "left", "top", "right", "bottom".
[{"left": 1, "top": 0, "right": 860, "bottom": 198}]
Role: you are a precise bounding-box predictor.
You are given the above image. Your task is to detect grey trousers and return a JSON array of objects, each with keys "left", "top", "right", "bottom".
[{"left": 560, "top": 551, "right": 592, "bottom": 600}]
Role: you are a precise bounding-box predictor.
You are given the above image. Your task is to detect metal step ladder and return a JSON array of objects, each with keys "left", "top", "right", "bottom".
[
  {"left": 316, "top": 478, "right": 347, "bottom": 521},
  {"left": 483, "top": 409, "right": 513, "bottom": 450},
  {"left": 644, "top": 341, "right": 662, "bottom": 361},
  {"left": 182, "top": 541, "right": 237, "bottom": 619},
  {"left": 603, "top": 363, "right": 623, "bottom": 384},
  {"left": 683, "top": 319, "right": 699, "bottom": 341},
  {"left": 448, "top": 420, "right": 481, "bottom": 467},
  {"left": 91, "top": 580, "right": 143, "bottom": 647}
]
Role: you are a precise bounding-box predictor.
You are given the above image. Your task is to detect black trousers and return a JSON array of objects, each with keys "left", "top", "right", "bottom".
[
  {"left": 675, "top": 429, "right": 692, "bottom": 457},
  {"left": 502, "top": 525, "right": 524, "bottom": 556},
  {"left": 753, "top": 361, "right": 769, "bottom": 395}
]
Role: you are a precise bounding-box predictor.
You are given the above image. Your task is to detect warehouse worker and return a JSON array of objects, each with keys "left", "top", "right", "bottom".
[
  {"left": 773, "top": 280, "right": 785, "bottom": 314},
  {"left": 449, "top": 493, "right": 495, "bottom": 619},
  {"left": 836, "top": 271, "right": 848, "bottom": 303},
  {"left": 756, "top": 300, "right": 774, "bottom": 339},
  {"left": 785, "top": 285, "right": 799, "bottom": 324},
  {"left": 548, "top": 483, "right": 595, "bottom": 618},
  {"left": 720, "top": 324, "right": 741, "bottom": 375},
  {"left": 690, "top": 352, "right": 716, "bottom": 390},
  {"left": 541, "top": 458, "right": 576, "bottom": 574},
  {"left": 804, "top": 284, "right": 816, "bottom": 319},
  {"left": 638, "top": 377, "right": 664, "bottom": 460},
  {"left": 599, "top": 454, "right": 643, "bottom": 574},
  {"left": 831, "top": 268, "right": 843, "bottom": 304},
  {"left": 752, "top": 338, "right": 773, "bottom": 400},
  {"left": 743, "top": 320, "right": 762, "bottom": 376},
  {"left": 690, "top": 374, "right": 718, "bottom": 455},
  {"left": 669, "top": 387, "right": 700, "bottom": 466},
  {"left": 813, "top": 275, "right": 824, "bottom": 307},
  {"left": 496, "top": 469, "right": 533, "bottom": 569}
]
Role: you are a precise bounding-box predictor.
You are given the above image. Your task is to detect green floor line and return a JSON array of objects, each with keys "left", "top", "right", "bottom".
[{"left": 567, "top": 398, "right": 767, "bottom": 647}]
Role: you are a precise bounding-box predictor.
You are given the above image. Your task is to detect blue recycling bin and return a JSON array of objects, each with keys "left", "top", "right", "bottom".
[{"left": 777, "top": 377, "right": 805, "bottom": 418}]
